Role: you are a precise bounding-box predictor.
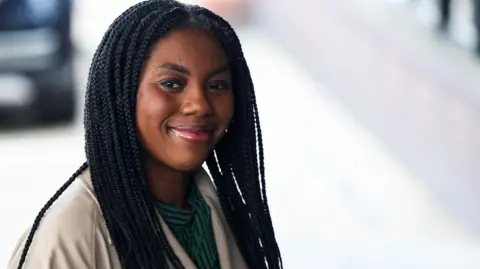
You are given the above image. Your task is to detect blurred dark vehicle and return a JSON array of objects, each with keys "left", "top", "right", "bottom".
[{"left": 0, "top": 0, "right": 76, "bottom": 125}]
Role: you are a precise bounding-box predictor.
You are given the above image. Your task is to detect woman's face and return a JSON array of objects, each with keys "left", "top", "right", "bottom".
[{"left": 136, "top": 27, "right": 234, "bottom": 172}]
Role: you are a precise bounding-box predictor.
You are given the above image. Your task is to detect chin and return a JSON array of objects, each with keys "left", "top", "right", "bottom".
[{"left": 170, "top": 158, "right": 206, "bottom": 173}]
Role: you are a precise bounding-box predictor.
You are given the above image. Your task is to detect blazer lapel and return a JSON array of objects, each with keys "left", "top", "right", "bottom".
[{"left": 195, "top": 168, "right": 249, "bottom": 269}]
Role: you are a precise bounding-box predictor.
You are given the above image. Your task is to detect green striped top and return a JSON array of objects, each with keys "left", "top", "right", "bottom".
[{"left": 155, "top": 183, "right": 220, "bottom": 269}]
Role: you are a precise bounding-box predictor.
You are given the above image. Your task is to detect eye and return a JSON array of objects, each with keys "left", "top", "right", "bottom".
[
  {"left": 159, "top": 78, "right": 185, "bottom": 91},
  {"left": 207, "top": 80, "right": 231, "bottom": 92}
]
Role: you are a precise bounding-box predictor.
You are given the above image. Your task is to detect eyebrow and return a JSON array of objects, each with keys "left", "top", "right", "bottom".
[{"left": 157, "top": 63, "right": 230, "bottom": 77}]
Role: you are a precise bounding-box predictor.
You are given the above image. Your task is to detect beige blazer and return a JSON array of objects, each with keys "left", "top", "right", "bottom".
[{"left": 7, "top": 168, "right": 248, "bottom": 269}]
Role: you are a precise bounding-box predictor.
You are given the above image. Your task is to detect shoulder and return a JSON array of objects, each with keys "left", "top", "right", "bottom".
[{"left": 8, "top": 169, "right": 111, "bottom": 269}]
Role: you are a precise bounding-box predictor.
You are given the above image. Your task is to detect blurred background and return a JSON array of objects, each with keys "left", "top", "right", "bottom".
[{"left": 1, "top": 0, "right": 480, "bottom": 267}]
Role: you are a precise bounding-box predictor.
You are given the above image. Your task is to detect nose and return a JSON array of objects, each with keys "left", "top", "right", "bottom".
[{"left": 179, "top": 85, "right": 213, "bottom": 117}]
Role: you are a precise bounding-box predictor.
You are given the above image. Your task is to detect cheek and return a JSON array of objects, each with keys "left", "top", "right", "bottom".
[
  {"left": 137, "top": 87, "right": 156, "bottom": 126},
  {"left": 136, "top": 85, "right": 175, "bottom": 133},
  {"left": 214, "top": 94, "right": 235, "bottom": 127}
]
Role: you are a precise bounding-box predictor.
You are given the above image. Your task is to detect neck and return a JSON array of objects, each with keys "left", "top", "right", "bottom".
[{"left": 144, "top": 156, "right": 192, "bottom": 208}]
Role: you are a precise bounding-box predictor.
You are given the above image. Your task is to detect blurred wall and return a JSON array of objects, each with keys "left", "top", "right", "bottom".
[{"left": 252, "top": 0, "right": 480, "bottom": 234}]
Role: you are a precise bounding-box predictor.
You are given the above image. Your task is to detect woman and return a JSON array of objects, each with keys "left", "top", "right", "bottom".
[
  {"left": 437, "top": 0, "right": 451, "bottom": 32},
  {"left": 474, "top": 0, "right": 480, "bottom": 56},
  {"left": 7, "top": 0, "right": 283, "bottom": 268}
]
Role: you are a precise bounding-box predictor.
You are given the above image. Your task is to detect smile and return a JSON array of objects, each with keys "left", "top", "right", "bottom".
[{"left": 168, "top": 127, "right": 213, "bottom": 142}]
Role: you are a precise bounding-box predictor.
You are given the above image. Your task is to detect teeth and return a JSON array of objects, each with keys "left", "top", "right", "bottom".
[
  {"left": 170, "top": 129, "right": 211, "bottom": 141},
  {"left": 170, "top": 129, "right": 181, "bottom": 137},
  {"left": 171, "top": 129, "right": 206, "bottom": 135}
]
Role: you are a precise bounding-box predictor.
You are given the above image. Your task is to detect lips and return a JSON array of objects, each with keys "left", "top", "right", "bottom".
[{"left": 168, "top": 125, "right": 214, "bottom": 142}]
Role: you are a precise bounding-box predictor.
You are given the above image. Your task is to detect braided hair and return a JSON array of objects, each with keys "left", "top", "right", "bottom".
[{"left": 16, "top": 1, "right": 282, "bottom": 268}]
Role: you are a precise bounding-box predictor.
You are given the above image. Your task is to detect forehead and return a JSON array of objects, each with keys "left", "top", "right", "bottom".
[{"left": 147, "top": 28, "right": 228, "bottom": 69}]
